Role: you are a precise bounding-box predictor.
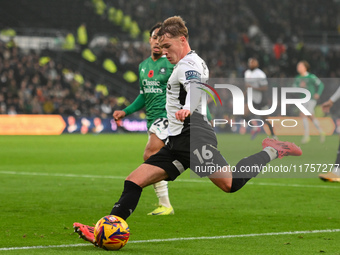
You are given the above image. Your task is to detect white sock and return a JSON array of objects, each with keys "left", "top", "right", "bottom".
[
  {"left": 302, "top": 118, "right": 309, "bottom": 137},
  {"left": 263, "top": 146, "right": 278, "bottom": 161},
  {"left": 153, "top": 180, "right": 171, "bottom": 208},
  {"left": 312, "top": 119, "right": 323, "bottom": 133}
]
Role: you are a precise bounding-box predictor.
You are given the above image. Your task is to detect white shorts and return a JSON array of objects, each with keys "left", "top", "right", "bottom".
[
  {"left": 148, "top": 118, "right": 169, "bottom": 142},
  {"left": 302, "top": 99, "right": 317, "bottom": 115}
]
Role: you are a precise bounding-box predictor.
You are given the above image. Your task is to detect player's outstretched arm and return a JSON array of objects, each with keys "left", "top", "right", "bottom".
[
  {"left": 322, "top": 100, "right": 333, "bottom": 113},
  {"left": 113, "top": 94, "right": 146, "bottom": 121},
  {"left": 322, "top": 86, "right": 340, "bottom": 113},
  {"left": 315, "top": 75, "right": 325, "bottom": 97}
]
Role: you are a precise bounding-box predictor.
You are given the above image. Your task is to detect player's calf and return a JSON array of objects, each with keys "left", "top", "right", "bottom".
[{"left": 230, "top": 139, "right": 302, "bottom": 193}]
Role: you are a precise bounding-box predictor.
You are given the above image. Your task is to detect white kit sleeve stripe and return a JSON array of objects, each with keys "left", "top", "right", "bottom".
[{"left": 330, "top": 86, "right": 340, "bottom": 103}]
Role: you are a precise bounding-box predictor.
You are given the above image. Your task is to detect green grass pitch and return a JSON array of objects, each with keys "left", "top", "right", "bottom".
[{"left": 0, "top": 133, "right": 339, "bottom": 254}]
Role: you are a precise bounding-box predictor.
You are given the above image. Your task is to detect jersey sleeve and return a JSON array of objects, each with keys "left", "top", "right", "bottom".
[
  {"left": 244, "top": 70, "right": 250, "bottom": 79},
  {"left": 177, "top": 62, "right": 204, "bottom": 113},
  {"left": 206, "top": 106, "right": 212, "bottom": 121},
  {"left": 123, "top": 94, "right": 145, "bottom": 116},
  {"left": 312, "top": 74, "right": 324, "bottom": 95},
  {"left": 258, "top": 70, "right": 268, "bottom": 86},
  {"left": 330, "top": 86, "right": 340, "bottom": 103},
  {"left": 244, "top": 70, "right": 251, "bottom": 85},
  {"left": 245, "top": 69, "right": 268, "bottom": 87}
]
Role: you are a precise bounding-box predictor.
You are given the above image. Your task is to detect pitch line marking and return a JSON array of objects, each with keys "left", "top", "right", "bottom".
[
  {"left": 0, "top": 170, "right": 339, "bottom": 189},
  {"left": 0, "top": 229, "right": 339, "bottom": 251}
]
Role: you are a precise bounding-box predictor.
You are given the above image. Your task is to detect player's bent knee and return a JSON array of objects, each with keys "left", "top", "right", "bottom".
[
  {"left": 213, "top": 180, "right": 232, "bottom": 193},
  {"left": 221, "top": 183, "right": 232, "bottom": 193},
  {"left": 125, "top": 175, "right": 149, "bottom": 189},
  {"left": 229, "top": 179, "right": 247, "bottom": 193},
  {"left": 125, "top": 175, "right": 141, "bottom": 187},
  {"left": 125, "top": 169, "right": 145, "bottom": 187}
]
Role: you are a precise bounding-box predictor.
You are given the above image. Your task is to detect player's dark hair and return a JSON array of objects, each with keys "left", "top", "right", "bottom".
[
  {"left": 149, "top": 22, "right": 162, "bottom": 37},
  {"left": 300, "top": 60, "right": 310, "bottom": 71},
  {"left": 248, "top": 57, "right": 257, "bottom": 62},
  {"left": 158, "top": 16, "right": 189, "bottom": 41}
]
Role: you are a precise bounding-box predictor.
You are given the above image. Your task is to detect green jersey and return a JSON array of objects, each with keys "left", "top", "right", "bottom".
[
  {"left": 123, "top": 56, "right": 174, "bottom": 129},
  {"left": 293, "top": 72, "right": 324, "bottom": 98}
]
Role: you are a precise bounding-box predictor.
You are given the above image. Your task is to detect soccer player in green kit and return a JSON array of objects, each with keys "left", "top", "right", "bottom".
[
  {"left": 294, "top": 61, "right": 325, "bottom": 144},
  {"left": 113, "top": 23, "right": 175, "bottom": 215}
]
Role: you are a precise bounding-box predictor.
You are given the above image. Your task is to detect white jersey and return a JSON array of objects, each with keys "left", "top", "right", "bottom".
[
  {"left": 166, "top": 51, "right": 209, "bottom": 136},
  {"left": 244, "top": 68, "right": 268, "bottom": 104},
  {"left": 330, "top": 86, "right": 340, "bottom": 103}
]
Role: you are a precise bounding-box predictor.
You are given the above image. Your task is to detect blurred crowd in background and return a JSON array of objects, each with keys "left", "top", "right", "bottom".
[
  {"left": 0, "top": 0, "right": 339, "bottom": 117},
  {"left": 249, "top": 0, "right": 338, "bottom": 40},
  {"left": 114, "top": 0, "right": 340, "bottom": 78},
  {"left": 0, "top": 42, "right": 128, "bottom": 117}
]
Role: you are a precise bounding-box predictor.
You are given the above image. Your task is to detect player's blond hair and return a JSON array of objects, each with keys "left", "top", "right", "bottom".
[{"left": 158, "top": 16, "right": 188, "bottom": 41}]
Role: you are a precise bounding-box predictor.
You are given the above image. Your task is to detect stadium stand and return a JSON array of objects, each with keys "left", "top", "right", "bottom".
[
  {"left": 0, "top": 41, "right": 132, "bottom": 117},
  {"left": 246, "top": 0, "right": 339, "bottom": 42}
]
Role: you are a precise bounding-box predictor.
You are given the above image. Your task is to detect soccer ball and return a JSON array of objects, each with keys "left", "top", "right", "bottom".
[{"left": 94, "top": 215, "right": 130, "bottom": 250}]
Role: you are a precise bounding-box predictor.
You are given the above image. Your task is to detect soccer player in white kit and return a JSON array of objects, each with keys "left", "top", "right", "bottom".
[
  {"left": 319, "top": 86, "right": 340, "bottom": 182},
  {"left": 244, "top": 58, "right": 276, "bottom": 139},
  {"left": 73, "top": 16, "right": 303, "bottom": 246}
]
